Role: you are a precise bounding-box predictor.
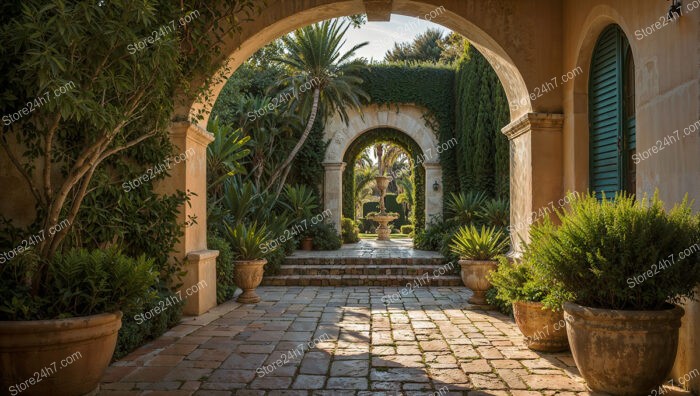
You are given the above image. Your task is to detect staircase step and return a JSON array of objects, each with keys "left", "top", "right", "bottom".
[
  {"left": 283, "top": 257, "right": 446, "bottom": 266},
  {"left": 261, "top": 274, "right": 463, "bottom": 287},
  {"left": 277, "top": 264, "right": 456, "bottom": 276}
]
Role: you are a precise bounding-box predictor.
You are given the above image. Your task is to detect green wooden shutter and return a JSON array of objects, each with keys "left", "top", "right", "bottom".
[{"left": 589, "top": 25, "right": 624, "bottom": 199}]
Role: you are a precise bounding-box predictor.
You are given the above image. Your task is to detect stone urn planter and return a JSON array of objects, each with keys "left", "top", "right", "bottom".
[
  {"left": 233, "top": 259, "right": 267, "bottom": 304},
  {"left": 512, "top": 301, "right": 568, "bottom": 352},
  {"left": 0, "top": 311, "right": 123, "bottom": 396},
  {"left": 459, "top": 259, "right": 498, "bottom": 305},
  {"left": 301, "top": 237, "right": 313, "bottom": 251},
  {"left": 564, "top": 302, "right": 684, "bottom": 395}
]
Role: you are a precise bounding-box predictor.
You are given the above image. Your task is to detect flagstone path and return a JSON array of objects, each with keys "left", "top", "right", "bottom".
[{"left": 100, "top": 286, "right": 593, "bottom": 395}]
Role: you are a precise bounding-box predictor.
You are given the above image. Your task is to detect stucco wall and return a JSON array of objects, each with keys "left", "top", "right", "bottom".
[{"left": 562, "top": 0, "right": 700, "bottom": 390}]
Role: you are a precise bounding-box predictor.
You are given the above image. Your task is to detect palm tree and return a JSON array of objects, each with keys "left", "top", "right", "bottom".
[
  {"left": 354, "top": 165, "right": 377, "bottom": 216},
  {"left": 396, "top": 177, "right": 415, "bottom": 217},
  {"left": 267, "top": 19, "right": 370, "bottom": 196}
]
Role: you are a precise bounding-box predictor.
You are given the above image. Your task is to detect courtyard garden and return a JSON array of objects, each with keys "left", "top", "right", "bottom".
[{"left": 0, "top": 1, "right": 699, "bottom": 395}]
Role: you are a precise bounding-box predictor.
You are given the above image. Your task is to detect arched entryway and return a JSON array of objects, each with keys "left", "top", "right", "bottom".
[{"left": 322, "top": 104, "right": 442, "bottom": 231}]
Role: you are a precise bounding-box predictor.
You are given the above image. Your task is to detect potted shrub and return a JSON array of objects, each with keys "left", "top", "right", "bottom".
[
  {"left": 225, "top": 222, "right": 271, "bottom": 304},
  {"left": 449, "top": 225, "right": 509, "bottom": 305},
  {"left": 531, "top": 192, "right": 700, "bottom": 395},
  {"left": 0, "top": 249, "right": 156, "bottom": 395},
  {"left": 488, "top": 257, "right": 568, "bottom": 352}
]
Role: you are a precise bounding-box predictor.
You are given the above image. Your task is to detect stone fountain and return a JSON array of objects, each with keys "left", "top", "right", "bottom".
[{"left": 367, "top": 176, "right": 398, "bottom": 241}]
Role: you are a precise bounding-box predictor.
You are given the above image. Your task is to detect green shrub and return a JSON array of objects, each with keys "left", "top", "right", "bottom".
[
  {"left": 341, "top": 218, "right": 360, "bottom": 243},
  {"left": 530, "top": 192, "right": 700, "bottom": 311},
  {"left": 414, "top": 217, "right": 458, "bottom": 251},
  {"left": 400, "top": 225, "right": 414, "bottom": 234},
  {"left": 449, "top": 225, "right": 509, "bottom": 260},
  {"left": 488, "top": 257, "right": 555, "bottom": 309},
  {"left": 208, "top": 236, "right": 237, "bottom": 304},
  {"left": 311, "top": 223, "right": 342, "bottom": 250},
  {"left": 0, "top": 248, "right": 157, "bottom": 321},
  {"left": 114, "top": 288, "right": 183, "bottom": 360}
]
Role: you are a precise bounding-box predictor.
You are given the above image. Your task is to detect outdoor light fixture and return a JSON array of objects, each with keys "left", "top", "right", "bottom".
[
  {"left": 433, "top": 180, "right": 440, "bottom": 191},
  {"left": 668, "top": 0, "right": 682, "bottom": 20}
]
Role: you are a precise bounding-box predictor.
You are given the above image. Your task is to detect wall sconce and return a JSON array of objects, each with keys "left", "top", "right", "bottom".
[
  {"left": 433, "top": 180, "right": 440, "bottom": 192},
  {"left": 669, "top": 0, "right": 682, "bottom": 20}
]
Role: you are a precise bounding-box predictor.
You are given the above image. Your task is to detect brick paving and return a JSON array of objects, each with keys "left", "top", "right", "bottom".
[{"left": 100, "top": 286, "right": 593, "bottom": 395}]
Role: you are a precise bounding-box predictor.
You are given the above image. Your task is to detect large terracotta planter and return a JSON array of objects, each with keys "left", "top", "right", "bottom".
[
  {"left": 233, "top": 259, "right": 267, "bottom": 304},
  {"left": 459, "top": 259, "right": 498, "bottom": 305},
  {"left": 564, "top": 302, "right": 684, "bottom": 395},
  {"left": 512, "top": 301, "right": 568, "bottom": 352},
  {"left": 0, "top": 311, "right": 122, "bottom": 396}
]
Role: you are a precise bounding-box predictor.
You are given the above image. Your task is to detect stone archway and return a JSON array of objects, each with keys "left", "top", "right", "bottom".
[{"left": 322, "top": 104, "right": 443, "bottom": 230}]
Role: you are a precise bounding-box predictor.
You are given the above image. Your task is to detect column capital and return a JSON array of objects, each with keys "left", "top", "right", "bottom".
[
  {"left": 502, "top": 112, "right": 564, "bottom": 140},
  {"left": 422, "top": 161, "right": 441, "bottom": 170},
  {"left": 170, "top": 121, "right": 215, "bottom": 146},
  {"left": 322, "top": 161, "right": 347, "bottom": 172}
]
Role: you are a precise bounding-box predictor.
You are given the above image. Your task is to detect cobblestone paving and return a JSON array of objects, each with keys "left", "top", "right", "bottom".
[{"left": 100, "top": 286, "right": 596, "bottom": 395}]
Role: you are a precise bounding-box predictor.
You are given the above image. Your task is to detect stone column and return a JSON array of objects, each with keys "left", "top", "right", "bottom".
[
  {"left": 502, "top": 113, "right": 564, "bottom": 253},
  {"left": 422, "top": 162, "right": 443, "bottom": 226},
  {"left": 158, "top": 121, "right": 218, "bottom": 316},
  {"left": 323, "top": 162, "right": 346, "bottom": 234}
]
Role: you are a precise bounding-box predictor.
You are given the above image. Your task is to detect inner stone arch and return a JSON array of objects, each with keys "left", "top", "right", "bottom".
[{"left": 322, "top": 104, "right": 443, "bottom": 231}]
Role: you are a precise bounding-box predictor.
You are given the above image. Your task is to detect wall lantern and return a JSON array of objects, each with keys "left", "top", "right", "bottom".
[
  {"left": 433, "top": 180, "right": 440, "bottom": 192},
  {"left": 669, "top": 0, "right": 682, "bottom": 20}
]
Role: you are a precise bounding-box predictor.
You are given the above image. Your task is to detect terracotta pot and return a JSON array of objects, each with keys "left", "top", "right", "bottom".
[
  {"left": 233, "top": 259, "right": 267, "bottom": 304},
  {"left": 564, "top": 302, "right": 684, "bottom": 395},
  {"left": 0, "top": 311, "right": 122, "bottom": 396},
  {"left": 458, "top": 259, "right": 498, "bottom": 305},
  {"left": 512, "top": 301, "right": 568, "bottom": 352},
  {"left": 301, "top": 237, "right": 313, "bottom": 251}
]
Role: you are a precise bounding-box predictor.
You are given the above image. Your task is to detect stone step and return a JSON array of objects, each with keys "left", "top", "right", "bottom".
[
  {"left": 283, "top": 256, "right": 447, "bottom": 266},
  {"left": 277, "top": 264, "right": 456, "bottom": 276},
  {"left": 261, "top": 274, "right": 463, "bottom": 287}
]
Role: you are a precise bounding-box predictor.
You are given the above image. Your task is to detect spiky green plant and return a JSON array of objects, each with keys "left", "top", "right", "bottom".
[
  {"left": 479, "top": 197, "right": 509, "bottom": 228},
  {"left": 224, "top": 222, "right": 271, "bottom": 261},
  {"left": 446, "top": 191, "right": 488, "bottom": 225},
  {"left": 449, "top": 225, "right": 509, "bottom": 260}
]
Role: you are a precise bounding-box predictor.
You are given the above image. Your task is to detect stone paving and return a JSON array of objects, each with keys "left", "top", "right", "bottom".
[
  {"left": 100, "top": 286, "right": 593, "bottom": 395},
  {"left": 287, "top": 239, "right": 444, "bottom": 260}
]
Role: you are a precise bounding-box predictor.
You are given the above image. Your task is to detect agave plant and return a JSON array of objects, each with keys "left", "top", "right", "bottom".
[
  {"left": 224, "top": 222, "right": 271, "bottom": 261},
  {"left": 446, "top": 191, "right": 488, "bottom": 225},
  {"left": 479, "top": 198, "right": 510, "bottom": 228},
  {"left": 282, "top": 184, "right": 318, "bottom": 221},
  {"left": 449, "top": 225, "right": 509, "bottom": 260}
]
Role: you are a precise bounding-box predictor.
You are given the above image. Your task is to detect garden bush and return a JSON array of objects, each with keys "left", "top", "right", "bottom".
[
  {"left": 311, "top": 223, "right": 343, "bottom": 250},
  {"left": 341, "top": 218, "right": 360, "bottom": 243},
  {"left": 113, "top": 288, "right": 183, "bottom": 360},
  {"left": 400, "top": 225, "right": 414, "bottom": 235},
  {"left": 0, "top": 248, "right": 157, "bottom": 321},
  {"left": 530, "top": 192, "right": 700, "bottom": 311},
  {"left": 208, "top": 236, "right": 237, "bottom": 304}
]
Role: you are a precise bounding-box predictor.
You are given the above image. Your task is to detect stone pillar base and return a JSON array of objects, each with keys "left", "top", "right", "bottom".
[{"left": 181, "top": 249, "right": 219, "bottom": 316}]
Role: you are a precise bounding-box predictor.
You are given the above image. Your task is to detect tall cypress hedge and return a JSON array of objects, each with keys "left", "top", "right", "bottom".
[{"left": 454, "top": 45, "right": 510, "bottom": 199}]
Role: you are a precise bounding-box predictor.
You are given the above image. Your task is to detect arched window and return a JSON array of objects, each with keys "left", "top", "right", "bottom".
[{"left": 589, "top": 24, "right": 636, "bottom": 198}]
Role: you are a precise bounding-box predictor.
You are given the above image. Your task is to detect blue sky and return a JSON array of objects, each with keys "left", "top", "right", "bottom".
[{"left": 340, "top": 14, "right": 451, "bottom": 61}]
